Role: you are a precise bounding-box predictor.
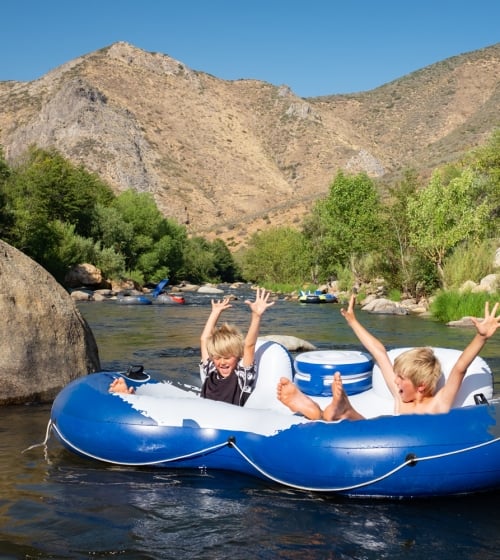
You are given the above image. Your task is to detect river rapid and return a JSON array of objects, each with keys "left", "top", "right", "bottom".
[{"left": 0, "top": 287, "right": 499, "bottom": 559}]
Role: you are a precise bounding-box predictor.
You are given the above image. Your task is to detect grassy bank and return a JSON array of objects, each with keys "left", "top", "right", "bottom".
[{"left": 430, "top": 290, "right": 500, "bottom": 322}]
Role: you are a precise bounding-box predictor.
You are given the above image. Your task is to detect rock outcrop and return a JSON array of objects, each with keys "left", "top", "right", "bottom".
[
  {"left": 0, "top": 240, "right": 100, "bottom": 405},
  {"left": 65, "top": 263, "right": 106, "bottom": 288}
]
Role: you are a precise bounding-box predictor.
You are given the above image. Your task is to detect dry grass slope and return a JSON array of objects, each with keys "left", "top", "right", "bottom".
[{"left": 1, "top": 41, "right": 499, "bottom": 251}]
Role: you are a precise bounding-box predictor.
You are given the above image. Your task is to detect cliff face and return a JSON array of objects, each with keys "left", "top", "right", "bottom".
[{"left": 1, "top": 41, "right": 499, "bottom": 249}]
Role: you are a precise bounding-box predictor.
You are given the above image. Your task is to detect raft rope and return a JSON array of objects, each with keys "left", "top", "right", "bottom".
[
  {"left": 24, "top": 420, "right": 500, "bottom": 493},
  {"left": 22, "top": 419, "right": 53, "bottom": 453},
  {"left": 47, "top": 421, "right": 229, "bottom": 466},
  {"left": 227, "top": 436, "right": 500, "bottom": 493}
]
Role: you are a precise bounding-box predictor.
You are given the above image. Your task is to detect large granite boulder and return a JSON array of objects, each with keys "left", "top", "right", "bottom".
[{"left": 0, "top": 240, "right": 100, "bottom": 405}]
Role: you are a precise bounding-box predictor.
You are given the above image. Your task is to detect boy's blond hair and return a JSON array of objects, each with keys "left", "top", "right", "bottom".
[
  {"left": 393, "top": 347, "right": 442, "bottom": 396},
  {"left": 206, "top": 323, "right": 244, "bottom": 359}
]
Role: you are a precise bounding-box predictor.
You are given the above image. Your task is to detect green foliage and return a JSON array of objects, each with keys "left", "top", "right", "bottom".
[
  {"left": 258, "top": 282, "right": 302, "bottom": 294},
  {"left": 1, "top": 147, "right": 115, "bottom": 277},
  {"left": 0, "top": 147, "right": 9, "bottom": 182},
  {"left": 180, "top": 237, "right": 217, "bottom": 284},
  {"left": 94, "top": 245, "right": 126, "bottom": 279},
  {"left": 5, "top": 146, "right": 113, "bottom": 238},
  {"left": 467, "top": 128, "right": 500, "bottom": 186},
  {"left": 401, "top": 252, "right": 441, "bottom": 297},
  {"left": 442, "top": 239, "right": 497, "bottom": 289},
  {"left": 0, "top": 147, "right": 12, "bottom": 238},
  {"left": 180, "top": 236, "right": 240, "bottom": 284},
  {"left": 98, "top": 189, "right": 188, "bottom": 283},
  {"left": 407, "top": 168, "right": 491, "bottom": 281},
  {"left": 211, "top": 238, "right": 241, "bottom": 282},
  {"left": 466, "top": 129, "right": 500, "bottom": 228},
  {"left": 91, "top": 204, "right": 134, "bottom": 252},
  {"left": 49, "top": 221, "right": 95, "bottom": 268},
  {"left": 334, "top": 266, "right": 356, "bottom": 292},
  {"left": 242, "top": 227, "right": 313, "bottom": 284},
  {"left": 348, "top": 253, "right": 383, "bottom": 284},
  {"left": 0, "top": 144, "right": 232, "bottom": 285},
  {"left": 430, "top": 290, "right": 499, "bottom": 323},
  {"left": 381, "top": 169, "right": 423, "bottom": 294},
  {"left": 387, "top": 288, "right": 402, "bottom": 302},
  {"left": 125, "top": 268, "right": 145, "bottom": 286},
  {"left": 303, "top": 172, "right": 384, "bottom": 280}
]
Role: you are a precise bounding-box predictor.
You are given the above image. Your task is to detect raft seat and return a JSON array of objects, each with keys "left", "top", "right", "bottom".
[{"left": 245, "top": 340, "right": 295, "bottom": 412}]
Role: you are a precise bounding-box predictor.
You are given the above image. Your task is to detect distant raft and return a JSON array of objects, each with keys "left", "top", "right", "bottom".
[
  {"left": 49, "top": 341, "right": 500, "bottom": 498},
  {"left": 116, "top": 294, "right": 152, "bottom": 305},
  {"left": 155, "top": 293, "right": 186, "bottom": 304},
  {"left": 298, "top": 291, "right": 338, "bottom": 304}
]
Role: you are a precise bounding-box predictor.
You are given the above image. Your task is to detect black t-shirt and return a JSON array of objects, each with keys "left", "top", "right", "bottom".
[{"left": 199, "top": 359, "right": 257, "bottom": 406}]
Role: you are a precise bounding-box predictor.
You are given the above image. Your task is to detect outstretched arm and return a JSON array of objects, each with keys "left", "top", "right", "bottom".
[
  {"left": 242, "top": 287, "right": 275, "bottom": 366},
  {"left": 341, "top": 293, "right": 397, "bottom": 397},
  {"left": 437, "top": 301, "right": 500, "bottom": 411},
  {"left": 200, "top": 298, "right": 233, "bottom": 361}
]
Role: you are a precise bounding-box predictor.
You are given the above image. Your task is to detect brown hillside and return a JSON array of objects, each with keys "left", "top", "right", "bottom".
[{"left": 1, "top": 41, "right": 499, "bottom": 250}]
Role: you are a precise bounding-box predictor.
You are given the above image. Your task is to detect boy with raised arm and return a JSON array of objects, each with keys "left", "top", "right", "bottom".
[
  {"left": 199, "top": 287, "right": 274, "bottom": 406},
  {"left": 110, "top": 287, "right": 275, "bottom": 405},
  {"left": 278, "top": 294, "right": 500, "bottom": 420}
]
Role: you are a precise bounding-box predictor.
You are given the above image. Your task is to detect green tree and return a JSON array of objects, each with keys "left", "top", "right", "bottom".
[
  {"left": 242, "top": 227, "right": 312, "bottom": 284},
  {"left": 211, "top": 238, "right": 240, "bottom": 282},
  {"left": 3, "top": 146, "right": 114, "bottom": 273},
  {"left": 6, "top": 146, "right": 113, "bottom": 236},
  {"left": 407, "top": 169, "right": 490, "bottom": 283},
  {"left": 180, "top": 237, "right": 217, "bottom": 283},
  {"left": 107, "top": 190, "right": 187, "bottom": 283},
  {"left": 304, "top": 172, "right": 383, "bottom": 280},
  {"left": 466, "top": 128, "right": 500, "bottom": 227},
  {"left": 91, "top": 204, "right": 135, "bottom": 254},
  {"left": 380, "top": 169, "right": 436, "bottom": 295}
]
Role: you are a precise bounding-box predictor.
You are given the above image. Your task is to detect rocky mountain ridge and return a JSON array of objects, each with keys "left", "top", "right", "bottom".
[{"left": 1, "top": 41, "right": 499, "bottom": 250}]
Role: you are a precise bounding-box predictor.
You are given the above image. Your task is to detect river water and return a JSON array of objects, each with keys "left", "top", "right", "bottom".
[{"left": 1, "top": 287, "right": 499, "bottom": 559}]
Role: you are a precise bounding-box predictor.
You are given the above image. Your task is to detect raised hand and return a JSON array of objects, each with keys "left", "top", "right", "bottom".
[
  {"left": 340, "top": 292, "right": 357, "bottom": 324},
  {"left": 245, "top": 287, "right": 274, "bottom": 316},
  {"left": 210, "top": 297, "right": 233, "bottom": 315},
  {"left": 471, "top": 302, "right": 500, "bottom": 339}
]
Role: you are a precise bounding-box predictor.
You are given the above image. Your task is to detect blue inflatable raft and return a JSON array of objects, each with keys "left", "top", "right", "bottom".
[{"left": 50, "top": 342, "right": 500, "bottom": 498}]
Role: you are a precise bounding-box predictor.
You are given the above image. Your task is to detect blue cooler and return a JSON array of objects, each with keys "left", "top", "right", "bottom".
[{"left": 294, "top": 350, "right": 373, "bottom": 396}]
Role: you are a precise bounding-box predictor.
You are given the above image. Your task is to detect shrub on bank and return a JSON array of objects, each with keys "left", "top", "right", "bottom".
[{"left": 430, "top": 290, "right": 499, "bottom": 323}]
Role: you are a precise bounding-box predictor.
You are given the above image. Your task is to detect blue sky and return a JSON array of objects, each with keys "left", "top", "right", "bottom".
[{"left": 2, "top": 0, "right": 499, "bottom": 97}]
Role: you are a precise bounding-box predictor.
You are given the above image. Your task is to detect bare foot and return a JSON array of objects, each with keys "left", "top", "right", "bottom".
[
  {"left": 109, "top": 377, "right": 135, "bottom": 394},
  {"left": 277, "top": 377, "right": 322, "bottom": 420},
  {"left": 322, "top": 372, "right": 364, "bottom": 421}
]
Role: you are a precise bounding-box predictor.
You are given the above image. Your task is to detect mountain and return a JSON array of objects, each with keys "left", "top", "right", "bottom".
[{"left": 1, "top": 41, "right": 499, "bottom": 250}]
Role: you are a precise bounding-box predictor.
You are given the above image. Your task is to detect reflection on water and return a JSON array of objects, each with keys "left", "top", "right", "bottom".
[{"left": 0, "top": 289, "right": 499, "bottom": 558}]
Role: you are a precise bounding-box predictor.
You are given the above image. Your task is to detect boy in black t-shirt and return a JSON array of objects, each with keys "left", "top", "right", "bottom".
[{"left": 199, "top": 287, "right": 274, "bottom": 406}]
